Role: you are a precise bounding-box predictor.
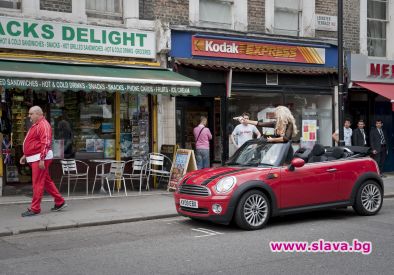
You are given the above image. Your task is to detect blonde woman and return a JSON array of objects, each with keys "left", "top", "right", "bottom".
[{"left": 238, "top": 106, "right": 298, "bottom": 143}]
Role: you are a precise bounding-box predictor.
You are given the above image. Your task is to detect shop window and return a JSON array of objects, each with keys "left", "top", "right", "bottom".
[
  {"left": 119, "top": 94, "right": 150, "bottom": 160},
  {"left": 274, "top": 0, "right": 302, "bottom": 36},
  {"left": 86, "top": 0, "right": 122, "bottom": 20},
  {"left": 199, "top": 0, "right": 233, "bottom": 28},
  {"left": 228, "top": 92, "right": 283, "bottom": 157},
  {"left": 284, "top": 94, "right": 333, "bottom": 149},
  {"left": 367, "top": 0, "right": 387, "bottom": 57},
  {"left": 0, "top": 0, "right": 21, "bottom": 9}
]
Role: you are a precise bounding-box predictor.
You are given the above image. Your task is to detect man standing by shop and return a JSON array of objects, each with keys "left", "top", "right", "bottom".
[
  {"left": 231, "top": 112, "right": 261, "bottom": 148},
  {"left": 193, "top": 116, "right": 212, "bottom": 169},
  {"left": 19, "top": 106, "right": 67, "bottom": 217},
  {"left": 370, "top": 119, "right": 388, "bottom": 177},
  {"left": 352, "top": 119, "right": 368, "bottom": 146},
  {"left": 332, "top": 119, "right": 352, "bottom": 146}
]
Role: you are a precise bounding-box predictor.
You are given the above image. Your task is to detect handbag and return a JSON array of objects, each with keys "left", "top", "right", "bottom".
[{"left": 192, "top": 127, "right": 205, "bottom": 151}]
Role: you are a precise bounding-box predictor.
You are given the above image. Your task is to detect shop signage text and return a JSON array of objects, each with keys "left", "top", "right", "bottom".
[
  {"left": 369, "top": 63, "right": 394, "bottom": 78},
  {"left": 350, "top": 54, "right": 394, "bottom": 84},
  {"left": 192, "top": 36, "right": 325, "bottom": 64},
  {"left": 0, "top": 16, "right": 156, "bottom": 59},
  {"left": 0, "top": 78, "right": 197, "bottom": 96},
  {"left": 315, "top": 14, "right": 337, "bottom": 32}
]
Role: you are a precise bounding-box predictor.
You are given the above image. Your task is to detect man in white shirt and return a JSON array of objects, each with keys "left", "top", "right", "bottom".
[
  {"left": 332, "top": 119, "right": 352, "bottom": 146},
  {"left": 231, "top": 112, "right": 261, "bottom": 148}
]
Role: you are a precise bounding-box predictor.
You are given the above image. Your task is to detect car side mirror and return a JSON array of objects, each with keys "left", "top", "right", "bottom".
[{"left": 288, "top": 158, "right": 305, "bottom": 171}]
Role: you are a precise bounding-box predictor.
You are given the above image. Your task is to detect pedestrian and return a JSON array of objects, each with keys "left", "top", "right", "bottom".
[
  {"left": 19, "top": 106, "right": 67, "bottom": 217},
  {"left": 193, "top": 116, "right": 212, "bottom": 169},
  {"left": 231, "top": 112, "right": 261, "bottom": 148},
  {"left": 370, "top": 119, "right": 388, "bottom": 177},
  {"left": 332, "top": 119, "right": 352, "bottom": 146},
  {"left": 240, "top": 106, "right": 298, "bottom": 143},
  {"left": 352, "top": 119, "right": 367, "bottom": 146}
]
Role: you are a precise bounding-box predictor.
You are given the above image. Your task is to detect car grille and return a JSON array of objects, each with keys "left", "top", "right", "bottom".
[
  {"left": 180, "top": 206, "right": 209, "bottom": 214},
  {"left": 179, "top": 184, "right": 210, "bottom": 197}
]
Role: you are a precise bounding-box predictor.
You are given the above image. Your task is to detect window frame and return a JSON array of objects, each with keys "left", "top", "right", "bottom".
[
  {"left": 273, "top": 0, "right": 302, "bottom": 36},
  {"left": 0, "top": 0, "right": 21, "bottom": 10},
  {"left": 198, "top": 0, "right": 234, "bottom": 29},
  {"left": 86, "top": 0, "right": 123, "bottom": 20},
  {"left": 366, "top": 0, "right": 388, "bottom": 57}
]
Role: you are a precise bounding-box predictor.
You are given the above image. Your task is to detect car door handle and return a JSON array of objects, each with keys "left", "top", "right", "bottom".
[{"left": 326, "top": 168, "right": 337, "bottom": 172}]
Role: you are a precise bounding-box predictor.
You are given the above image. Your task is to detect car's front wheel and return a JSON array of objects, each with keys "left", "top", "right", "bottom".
[
  {"left": 235, "top": 190, "right": 270, "bottom": 230},
  {"left": 353, "top": 180, "right": 383, "bottom": 216}
]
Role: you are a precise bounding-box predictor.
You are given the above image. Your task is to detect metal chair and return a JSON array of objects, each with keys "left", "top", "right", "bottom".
[
  {"left": 59, "top": 159, "right": 89, "bottom": 197},
  {"left": 123, "top": 159, "right": 147, "bottom": 191},
  {"left": 145, "top": 153, "right": 173, "bottom": 193},
  {"left": 92, "top": 161, "right": 127, "bottom": 196}
]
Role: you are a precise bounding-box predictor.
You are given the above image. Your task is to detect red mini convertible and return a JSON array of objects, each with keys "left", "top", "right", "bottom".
[{"left": 174, "top": 139, "right": 384, "bottom": 230}]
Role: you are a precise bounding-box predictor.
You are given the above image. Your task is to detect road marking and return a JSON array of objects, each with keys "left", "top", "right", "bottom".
[{"left": 192, "top": 228, "right": 224, "bottom": 238}]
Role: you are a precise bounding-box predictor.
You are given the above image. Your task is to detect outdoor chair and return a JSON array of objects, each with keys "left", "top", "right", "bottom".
[
  {"left": 145, "top": 153, "right": 173, "bottom": 193},
  {"left": 123, "top": 159, "right": 147, "bottom": 191},
  {"left": 59, "top": 159, "right": 89, "bottom": 197},
  {"left": 92, "top": 161, "right": 127, "bottom": 196}
]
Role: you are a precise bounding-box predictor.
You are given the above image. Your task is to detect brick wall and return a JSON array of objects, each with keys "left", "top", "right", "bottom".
[
  {"left": 248, "top": 0, "right": 265, "bottom": 32},
  {"left": 40, "top": 0, "right": 72, "bottom": 13},
  {"left": 140, "top": 0, "right": 189, "bottom": 25},
  {"left": 343, "top": 0, "right": 360, "bottom": 53},
  {"left": 315, "top": 0, "right": 337, "bottom": 39}
]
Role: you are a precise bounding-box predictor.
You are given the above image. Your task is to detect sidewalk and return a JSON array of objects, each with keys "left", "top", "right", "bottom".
[{"left": 1, "top": 175, "right": 394, "bottom": 237}]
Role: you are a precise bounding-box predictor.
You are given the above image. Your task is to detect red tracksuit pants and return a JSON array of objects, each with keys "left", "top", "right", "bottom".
[{"left": 30, "top": 160, "right": 64, "bottom": 213}]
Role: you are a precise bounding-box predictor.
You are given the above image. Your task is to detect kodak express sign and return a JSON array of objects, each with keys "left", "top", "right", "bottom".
[
  {"left": 0, "top": 16, "right": 156, "bottom": 59},
  {"left": 192, "top": 36, "right": 325, "bottom": 64}
]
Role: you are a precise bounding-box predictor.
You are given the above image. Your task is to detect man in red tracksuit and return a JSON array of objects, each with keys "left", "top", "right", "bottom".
[{"left": 19, "top": 106, "right": 67, "bottom": 217}]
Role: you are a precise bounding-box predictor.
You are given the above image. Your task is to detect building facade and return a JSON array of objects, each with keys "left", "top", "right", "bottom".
[
  {"left": 0, "top": 0, "right": 200, "bottom": 195},
  {"left": 344, "top": 0, "right": 394, "bottom": 172}
]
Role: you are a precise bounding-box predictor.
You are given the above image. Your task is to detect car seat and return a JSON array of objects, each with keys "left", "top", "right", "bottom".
[
  {"left": 308, "top": 144, "right": 328, "bottom": 163},
  {"left": 327, "top": 147, "right": 344, "bottom": 161},
  {"left": 293, "top": 147, "right": 312, "bottom": 162}
]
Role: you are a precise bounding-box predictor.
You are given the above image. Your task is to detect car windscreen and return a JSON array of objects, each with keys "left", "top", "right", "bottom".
[{"left": 227, "top": 140, "right": 288, "bottom": 167}]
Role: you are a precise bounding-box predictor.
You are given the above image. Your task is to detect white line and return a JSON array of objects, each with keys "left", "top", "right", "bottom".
[{"left": 192, "top": 228, "right": 224, "bottom": 238}]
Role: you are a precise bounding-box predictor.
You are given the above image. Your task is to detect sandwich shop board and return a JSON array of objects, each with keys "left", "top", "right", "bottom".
[{"left": 168, "top": 149, "right": 197, "bottom": 191}]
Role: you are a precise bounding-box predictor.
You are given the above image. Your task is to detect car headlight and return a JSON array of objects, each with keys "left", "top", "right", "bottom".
[{"left": 214, "top": 176, "right": 236, "bottom": 194}]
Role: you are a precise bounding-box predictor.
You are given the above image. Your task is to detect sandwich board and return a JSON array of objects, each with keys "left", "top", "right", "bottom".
[{"left": 167, "top": 149, "right": 197, "bottom": 191}]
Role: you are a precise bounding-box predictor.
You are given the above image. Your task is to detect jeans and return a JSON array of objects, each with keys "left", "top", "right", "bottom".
[{"left": 195, "top": 149, "right": 210, "bottom": 169}]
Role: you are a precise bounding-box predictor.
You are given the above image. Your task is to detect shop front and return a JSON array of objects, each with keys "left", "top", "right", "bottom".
[
  {"left": 0, "top": 17, "right": 200, "bottom": 195},
  {"left": 171, "top": 30, "right": 338, "bottom": 162},
  {"left": 348, "top": 54, "right": 394, "bottom": 172}
]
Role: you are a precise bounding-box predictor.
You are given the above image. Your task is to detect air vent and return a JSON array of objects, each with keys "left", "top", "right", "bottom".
[{"left": 266, "top": 73, "right": 278, "bottom": 85}]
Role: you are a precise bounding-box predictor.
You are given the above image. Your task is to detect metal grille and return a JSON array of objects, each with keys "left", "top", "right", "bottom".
[
  {"left": 179, "top": 184, "right": 210, "bottom": 197},
  {"left": 180, "top": 206, "right": 209, "bottom": 214}
]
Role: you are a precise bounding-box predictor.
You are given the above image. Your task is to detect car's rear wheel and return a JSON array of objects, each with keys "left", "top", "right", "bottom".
[
  {"left": 353, "top": 180, "right": 383, "bottom": 216},
  {"left": 235, "top": 190, "right": 270, "bottom": 230}
]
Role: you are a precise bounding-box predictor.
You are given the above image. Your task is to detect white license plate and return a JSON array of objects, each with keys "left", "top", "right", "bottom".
[{"left": 180, "top": 199, "right": 198, "bottom": 209}]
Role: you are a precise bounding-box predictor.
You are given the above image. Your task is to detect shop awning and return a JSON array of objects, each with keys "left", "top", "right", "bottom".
[
  {"left": 175, "top": 58, "right": 337, "bottom": 75},
  {"left": 0, "top": 60, "right": 201, "bottom": 96},
  {"left": 354, "top": 81, "right": 394, "bottom": 111}
]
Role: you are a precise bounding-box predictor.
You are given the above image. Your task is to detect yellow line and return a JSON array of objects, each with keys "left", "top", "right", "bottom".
[{"left": 0, "top": 52, "right": 161, "bottom": 67}]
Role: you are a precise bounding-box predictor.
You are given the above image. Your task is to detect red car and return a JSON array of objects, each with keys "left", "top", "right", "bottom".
[{"left": 174, "top": 139, "right": 384, "bottom": 230}]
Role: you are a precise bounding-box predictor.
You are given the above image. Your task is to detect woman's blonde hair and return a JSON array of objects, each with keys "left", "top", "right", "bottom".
[{"left": 275, "top": 106, "right": 298, "bottom": 137}]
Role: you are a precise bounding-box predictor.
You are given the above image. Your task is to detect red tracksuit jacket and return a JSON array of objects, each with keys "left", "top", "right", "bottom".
[{"left": 23, "top": 117, "right": 53, "bottom": 162}]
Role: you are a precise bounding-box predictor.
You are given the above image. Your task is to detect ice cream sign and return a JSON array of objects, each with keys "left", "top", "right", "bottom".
[
  {"left": 0, "top": 16, "right": 156, "bottom": 59},
  {"left": 192, "top": 36, "right": 325, "bottom": 64}
]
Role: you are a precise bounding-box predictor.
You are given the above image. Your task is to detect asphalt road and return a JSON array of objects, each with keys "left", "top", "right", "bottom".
[{"left": 1, "top": 198, "right": 393, "bottom": 275}]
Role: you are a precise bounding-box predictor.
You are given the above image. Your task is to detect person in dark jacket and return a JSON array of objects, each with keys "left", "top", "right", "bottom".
[
  {"left": 352, "top": 119, "right": 367, "bottom": 146},
  {"left": 370, "top": 119, "right": 388, "bottom": 177}
]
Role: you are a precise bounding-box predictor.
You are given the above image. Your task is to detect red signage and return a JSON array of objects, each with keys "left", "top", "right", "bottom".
[
  {"left": 191, "top": 36, "right": 325, "bottom": 64},
  {"left": 369, "top": 63, "right": 394, "bottom": 78}
]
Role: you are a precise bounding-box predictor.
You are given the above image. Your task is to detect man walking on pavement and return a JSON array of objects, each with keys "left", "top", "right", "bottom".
[
  {"left": 370, "top": 119, "right": 388, "bottom": 177},
  {"left": 352, "top": 119, "right": 368, "bottom": 146},
  {"left": 19, "top": 106, "right": 67, "bottom": 217}
]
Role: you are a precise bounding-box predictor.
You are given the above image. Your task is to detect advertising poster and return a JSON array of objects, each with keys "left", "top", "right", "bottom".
[
  {"left": 302, "top": 120, "right": 317, "bottom": 141},
  {"left": 168, "top": 149, "right": 197, "bottom": 191},
  {"left": 104, "top": 139, "right": 115, "bottom": 158},
  {"left": 120, "top": 133, "right": 133, "bottom": 158}
]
